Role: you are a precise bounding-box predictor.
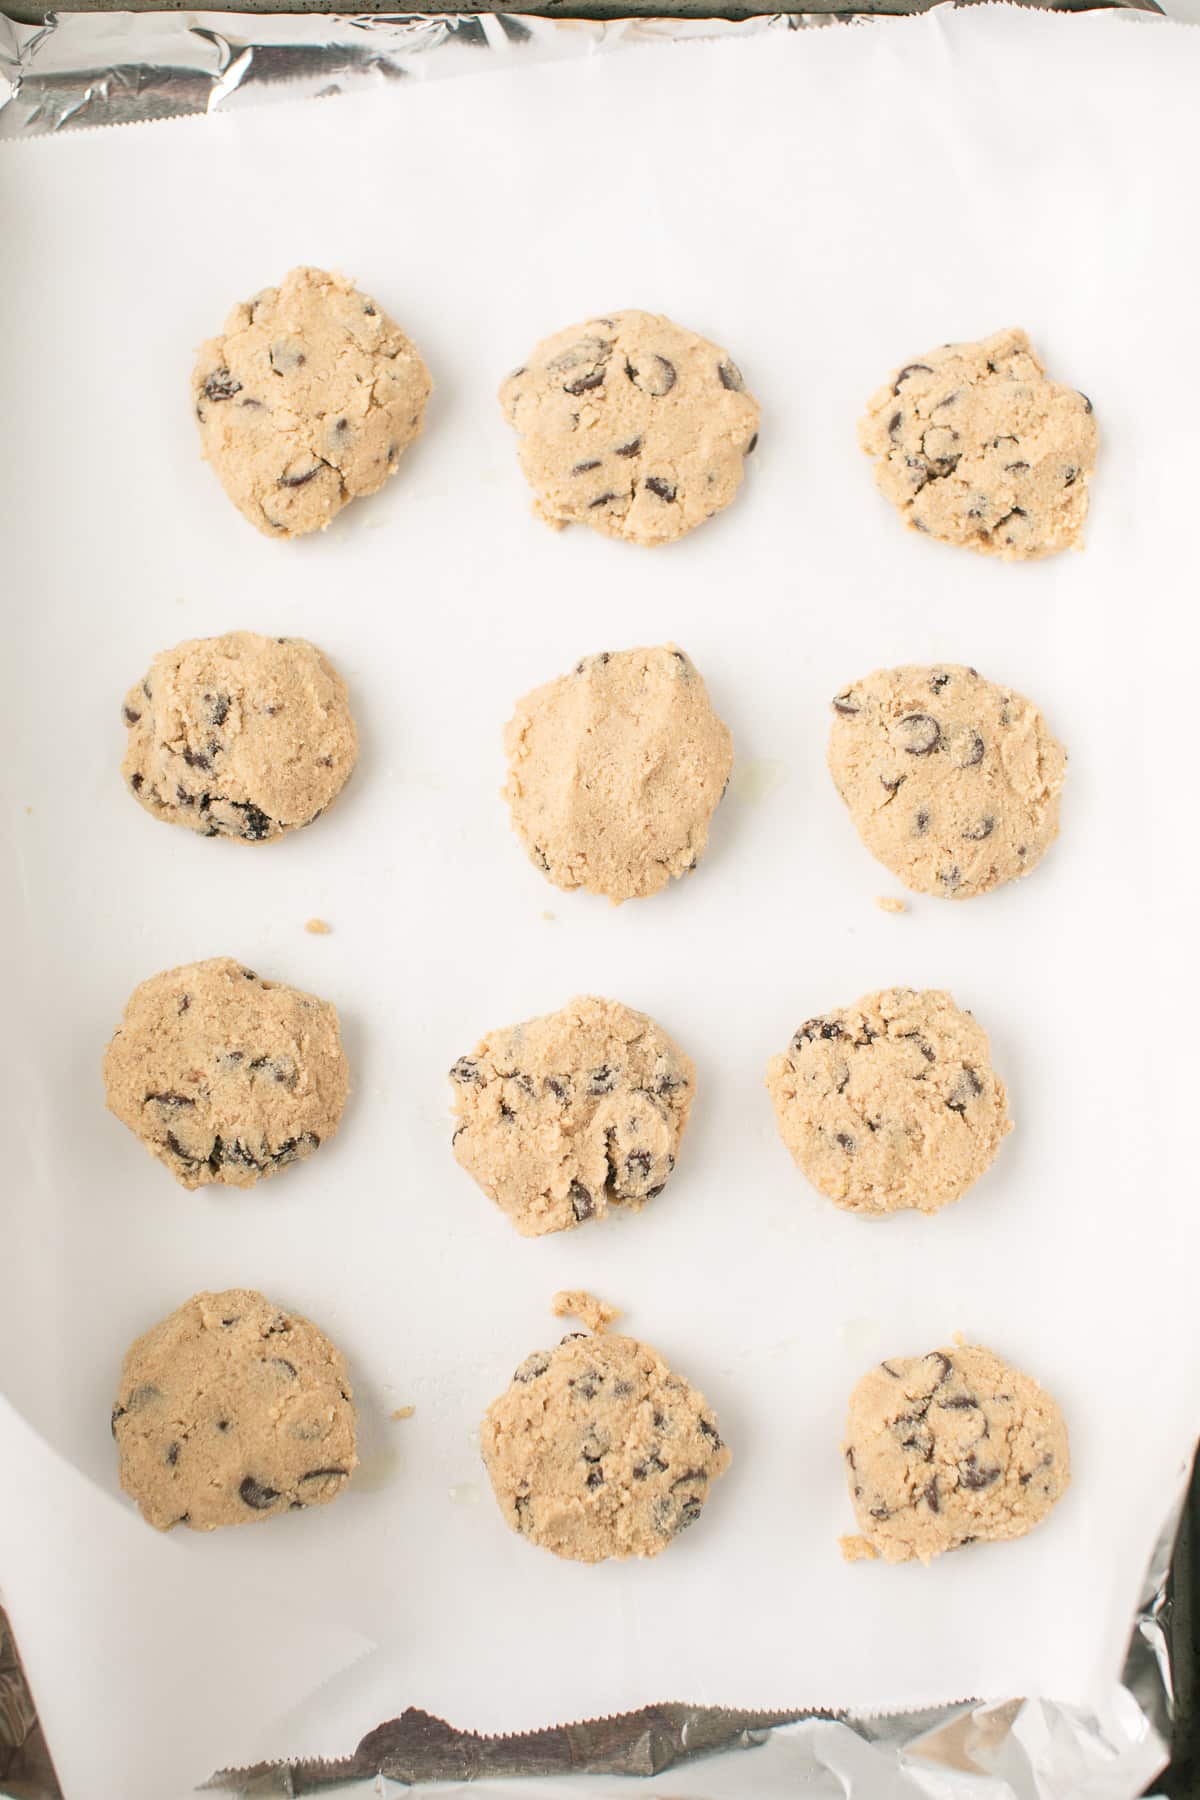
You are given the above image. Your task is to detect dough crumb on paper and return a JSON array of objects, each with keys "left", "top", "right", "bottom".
[
  {"left": 875, "top": 895, "right": 906, "bottom": 914},
  {"left": 391, "top": 1405, "right": 415, "bottom": 1421},
  {"left": 840, "top": 1533, "right": 878, "bottom": 1563},
  {"left": 552, "top": 1290, "right": 620, "bottom": 1335},
  {"left": 305, "top": 918, "right": 332, "bottom": 935}
]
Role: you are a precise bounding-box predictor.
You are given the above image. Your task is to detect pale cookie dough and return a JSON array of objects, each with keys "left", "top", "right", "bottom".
[
  {"left": 193, "top": 266, "right": 431, "bottom": 538},
  {"left": 859, "top": 327, "right": 1097, "bottom": 560},
  {"left": 828, "top": 663, "right": 1067, "bottom": 899},
  {"left": 122, "top": 631, "right": 358, "bottom": 843},
  {"left": 766, "top": 988, "right": 1011, "bottom": 1217},
  {"left": 499, "top": 310, "right": 759, "bottom": 547},
  {"left": 103, "top": 957, "right": 348, "bottom": 1190},
  {"left": 450, "top": 996, "right": 695, "bottom": 1237},
  {"left": 113, "top": 1289, "right": 356, "bottom": 1531},
  {"left": 504, "top": 645, "right": 733, "bottom": 902},
  {"left": 481, "top": 1310, "right": 730, "bottom": 1562},
  {"left": 841, "top": 1344, "right": 1070, "bottom": 1563}
]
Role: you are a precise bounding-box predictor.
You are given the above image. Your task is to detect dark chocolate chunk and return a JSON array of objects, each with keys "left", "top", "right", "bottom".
[
  {"left": 202, "top": 368, "right": 242, "bottom": 403},
  {"left": 569, "top": 1180, "right": 595, "bottom": 1222},
  {"left": 239, "top": 1476, "right": 281, "bottom": 1510},
  {"left": 614, "top": 437, "right": 642, "bottom": 458},
  {"left": 892, "top": 363, "right": 932, "bottom": 393},
  {"left": 625, "top": 354, "right": 676, "bottom": 397},
  {"left": 644, "top": 476, "right": 677, "bottom": 503},
  {"left": 450, "top": 1057, "right": 482, "bottom": 1086},
  {"left": 278, "top": 464, "right": 322, "bottom": 489},
  {"left": 123, "top": 705, "right": 142, "bottom": 725},
  {"left": 959, "top": 1454, "right": 1001, "bottom": 1491},
  {"left": 572, "top": 459, "right": 602, "bottom": 474},
  {"left": 962, "top": 816, "right": 994, "bottom": 840},
  {"left": 946, "top": 1067, "right": 983, "bottom": 1115},
  {"left": 514, "top": 1352, "right": 550, "bottom": 1384},
  {"left": 587, "top": 1065, "right": 618, "bottom": 1095},
  {"left": 717, "top": 358, "right": 745, "bottom": 393},
  {"left": 832, "top": 691, "right": 861, "bottom": 716},
  {"left": 898, "top": 713, "right": 942, "bottom": 755},
  {"left": 165, "top": 1442, "right": 180, "bottom": 1466},
  {"left": 588, "top": 492, "right": 618, "bottom": 509}
]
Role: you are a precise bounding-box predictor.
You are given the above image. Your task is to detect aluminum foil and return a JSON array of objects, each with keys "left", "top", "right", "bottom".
[
  {"left": 0, "top": 0, "right": 1161, "bottom": 140},
  {"left": 0, "top": 9, "right": 1178, "bottom": 1796}
]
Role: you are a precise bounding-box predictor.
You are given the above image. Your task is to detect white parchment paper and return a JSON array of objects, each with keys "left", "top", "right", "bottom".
[{"left": 2, "top": 9, "right": 1199, "bottom": 1795}]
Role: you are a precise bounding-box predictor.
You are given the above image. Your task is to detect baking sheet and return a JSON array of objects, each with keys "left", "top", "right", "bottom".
[{"left": 2, "top": 7, "right": 1200, "bottom": 1794}]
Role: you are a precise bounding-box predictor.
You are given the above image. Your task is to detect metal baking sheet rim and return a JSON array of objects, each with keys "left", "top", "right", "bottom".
[
  {"left": 0, "top": 2, "right": 1182, "bottom": 1794},
  {"left": 0, "top": 0, "right": 1166, "bottom": 140}
]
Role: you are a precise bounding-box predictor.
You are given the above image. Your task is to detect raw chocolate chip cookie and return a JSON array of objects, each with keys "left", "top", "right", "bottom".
[
  {"left": 121, "top": 631, "right": 358, "bottom": 843},
  {"left": 828, "top": 663, "right": 1067, "bottom": 899},
  {"left": 113, "top": 1288, "right": 356, "bottom": 1531},
  {"left": 192, "top": 266, "right": 431, "bottom": 538},
  {"left": 504, "top": 645, "right": 733, "bottom": 902},
  {"left": 481, "top": 1322, "right": 730, "bottom": 1562},
  {"left": 450, "top": 995, "right": 695, "bottom": 1237},
  {"left": 858, "top": 327, "right": 1097, "bottom": 559},
  {"left": 766, "top": 988, "right": 1010, "bottom": 1216},
  {"left": 841, "top": 1344, "right": 1070, "bottom": 1563},
  {"left": 499, "top": 310, "right": 759, "bottom": 546},
  {"left": 103, "top": 957, "right": 348, "bottom": 1190}
]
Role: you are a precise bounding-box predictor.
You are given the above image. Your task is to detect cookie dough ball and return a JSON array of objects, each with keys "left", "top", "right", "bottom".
[
  {"left": 841, "top": 1344, "right": 1070, "bottom": 1563},
  {"left": 103, "top": 957, "right": 348, "bottom": 1190},
  {"left": 828, "top": 663, "right": 1067, "bottom": 899},
  {"left": 766, "top": 988, "right": 1010, "bottom": 1217},
  {"left": 482, "top": 1328, "right": 730, "bottom": 1562},
  {"left": 113, "top": 1289, "right": 357, "bottom": 1531},
  {"left": 858, "top": 327, "right": 1097, "bottom": 560},
  {"left": 499, "top": 309, "right": 759, "bottom": 547},
  {"left": 450, "top": 996, "right": 695, "bottom": 1237},
  {"left": 504, "top": 645, "right": 733, "bottom": 902},
  {"left": 192, "top": 266, "right": 431, "bottom": 538},
  {"left": 121, "top": 631, "right": 358, "bottom": 843}
]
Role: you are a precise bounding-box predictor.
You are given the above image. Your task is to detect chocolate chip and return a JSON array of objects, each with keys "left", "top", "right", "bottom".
[
  {"left": 230, "top": 800, "right": 273, "bottom": 842},
  {"left": 892, "top": 363, "right": 932, "bottom": 394},
  {"left": 271, "top": 1358, "right": 298, "bottom": 1379},
  {"left": 614, "top": 437, "right": 642, "bottom": 458},
  {"left": 946, "top": 1067, "right": 983, "bottom": 1115},
  {"left": 959, "top": 1455, "right": 1000, "bottom": 1491},
  {"left": 619, "top": 1150, "right": 653, "bottom": 1193},
  {"left": 165, "top": 1442, "right": 180, "bottom": 1466},
  {"left": 202, "top": 368, "right": 242, "bottom": 403},
  {"left": 1079, "top": 392, "right": 1093, "bottom": 414},
  {"left": 585, "top": 1467, "right": 604, "bottom": 1489},
  {"left": 929, "top": 672, "right": 951, "bottom": 694},
  {"left": 514, "top": 1352, "right": 550, "bottom": 1384},
  {"left": 925, "top": 1352, "right": 952, "bottom": 1386},
  {"left": 1063, "top": 466, "right": 1078, "bottom": 486},
  {"left": 717, "top": 358, "right": 745, "bottom": 392},
  {"left": 165, "top": 1130, "right": 198, "bottom": 1166},
  {"left": 938, "top": 1394, "right": 981, "bottom": 1411},
  {"left": 951, "top": 729, "right": 985, "bottom": 768},
  {"left": 450, "top": 1057, "right": 482, "bottom": 1085},
  {"left": 572, "top": 459, "right": 602, "bottom": 474},
  {"left": 588, "top": 492, "right": 618, "bottom": 509},
  {"left": 940, "top": 865, "right": 961, "bottom": 891},
  {"left": 146, "top": 1091, "right": 194, "bottom": 1109},
  {"left": 832, "top": 691, "right": 860, "bottom": 716},
  {"left": 962, "top": 816, "right": 994, "bottom": 841},
  {"left": 130, "top": 772, "right": 144, "bottom": 792},
  {"left": 181, "top": 746, "right": 211, "bottom": 772},
  {"left": 925, "top": 1477, "right": 939, "bottom": 1512},
  {"left": 544, "top": 1075, "right": 572, "bottom": 1104},
  {"left": 633, "top": 1454, "right": 668, "bottom": 1480},
  {"left": 625, "top": 354, "right": 676, "bottom": 397},
  {"left": 914, "top": 809, "right": 930, "bottom": 835},
  {"left": 278, "top": 464, "right": 322, "bottom": 489},
  {"left": 588, "top": 1065, "right": 618, "bottom": 1095},
  {"left": 206, "top": 693, "right": 230, "bottom": 727},
  {"left": 699, "top": 1418, "right": 723, "bottom": 1449},
  {"left": 834, "top": 1132, "right": 856, "bottom": 1153},
  {"left": 239, "top": 1476, "right": 280, "bottom": 1510},
  {"left": 269, "top": 343, "right": 306, "bottom": 374},
  {"left": 881, "top": 1361, "right": 902, "bottom": 1379},
  {"left": 299, "top": 1467, "right": 348, "bottom": 1482},
  {"left": 123, "top": 705, "right": 143, "bottom": 726},
  {"left": 569, "top": 1180, "right": 594, "bottom": 1222},
  {"left": 899, "top": 713, "right": 941, "bottom": 755},
  {"left": 644, "top": 476, "right": 677, "bottom": 503},
  {"left": 888, "top": 411, "right": 903, "bottom": 439},
  {"left": 1004, "top": 460, "right": 1030, "bottom": 474}
]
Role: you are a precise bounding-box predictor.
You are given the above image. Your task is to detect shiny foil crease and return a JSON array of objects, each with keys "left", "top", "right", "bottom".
[
  {"left": 0, "top": 11, "right": 1177, "bottom": 1794},
  {"left": 0, "top": 0, "right": 1161, "bottom": 139}
]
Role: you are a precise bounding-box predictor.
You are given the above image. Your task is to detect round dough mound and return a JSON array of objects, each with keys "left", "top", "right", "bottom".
[
  {"left": 858, "top": 327, "right": 1097, "bottom": 560},
  {"left": 504, "top": 645, "right": 733, "bottom": 903},
  {"left": 450, "top": 996, "right": 695, "bottom": 1237},
  {"left": 828, "top": 663, "right": 1067, "bottom": 899},
  {"left": 766, "top": 988, "right": 1011, "bottom": 1216},
  {"left": 842, "top": 1344, "right": 1070, "bottom": 1563},
  {"left": 499, "top": 309, "right": 760, "bottom": 547},
  {"left": 103, "top": 957, "right": 348, "bottom": 1190},
  {"left": 481, "top": 1330, "right": 730, "bottom": 1562},
  {"left": 121, "top": 631, "right": 358, "bottom": 843},
  {"left": 113, "top": 1289, "right": 357, "bottom": 1531},
  {"left": 192, "top": 266, "right": 431, "bottom": 538}
]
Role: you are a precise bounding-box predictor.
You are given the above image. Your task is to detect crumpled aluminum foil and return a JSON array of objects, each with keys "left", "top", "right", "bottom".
[
  {"left": 0, "top": 12, "right": 1178, "bottom": 1796},
  {"left": 0, "top": 0, "right": 1161, "bottom": 140}
]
